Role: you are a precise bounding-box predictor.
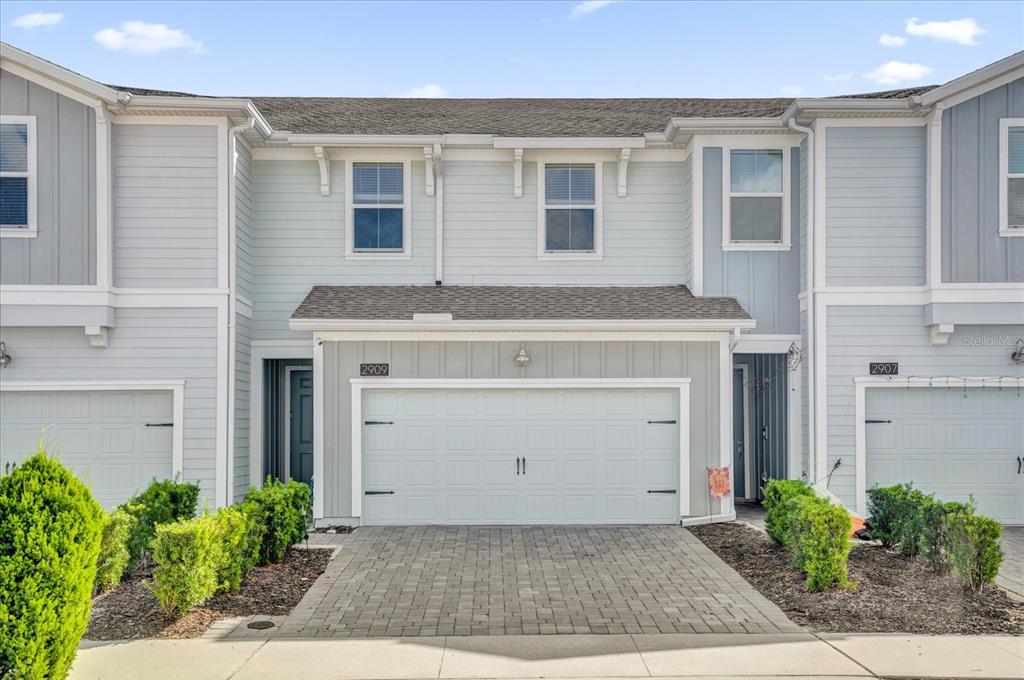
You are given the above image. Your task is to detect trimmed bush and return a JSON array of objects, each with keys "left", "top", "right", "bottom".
[
  {"left": 916, "top": 497, "right": 974, "bottom": 573},
  {"left": 0, "top": 448, "right": 104, "bottom": 680},
  {"left": 120, "top": 478, "right": 200, "bottom": 570},
  {"left": 866, "top": 483, "right": 929, "bottom": 554},
  {"left": 789, "top": 495, "right": 852, "bottom": 591},
  {"left": 148, "top": 514, "right": 220, "bottom": 617},
  {"left": 244, "top": 478, "right": 311, "bottom": 564},
  {"left": 943, "top": 510, "right": 1003, "bottom": 591},
  {"left": 95, "top": 509, "right": 136, "bottom": 593},
  {"left": 213, "top": 505, "right": 262, "bottom": 593},
  {"left": 763, "top": 479, "right": 815, "bottom": 546}
]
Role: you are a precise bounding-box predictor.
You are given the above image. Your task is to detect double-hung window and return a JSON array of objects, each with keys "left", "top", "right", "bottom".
[
  {"left": 539, "top": 162, "right": 602, "bottom": 258},
  {"left": 1000, "top": 119, "right": 1024, "bottom": 236},
  {"left": 0, "top": 115, "right": 36, "bottom": 237},
  {"left": 348, "top": 161, "right": 410, "bottom": 256},
  {"left": 724, "top": 148, "right": 789, "bottom": 250}
]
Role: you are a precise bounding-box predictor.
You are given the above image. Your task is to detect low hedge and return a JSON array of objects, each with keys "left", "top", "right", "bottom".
[
  {"left": 763, "top": 479, "right": 815, "bottom": 546},
  {"left": 942, "top": 509, "right": 1003, "bottom": 591},
  {"left": 243, "top": 478, "right": 311, "bottom": 564},
  {"left": 120, "top": 478, "right": 200, "bottom": 572},
  {"left": 95, "top": 509, "right": 137, "bottom": 593},
  {"left": 0, "top": 448, "right": 104, "bottom": 680},
  {"left": 866, "top": 483, "right": 929, "bottom": 555}
]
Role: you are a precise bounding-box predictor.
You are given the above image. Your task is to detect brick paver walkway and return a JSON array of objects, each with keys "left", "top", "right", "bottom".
[
  {"left": 225, "top": 525, "right": 799, "bottom": 639},
  {"left": 997, "top": 526, "right": 1024, "bottom": 601}
]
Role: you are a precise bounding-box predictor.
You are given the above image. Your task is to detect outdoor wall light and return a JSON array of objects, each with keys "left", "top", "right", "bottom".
[
  {"left": 786, "top": 343, "right": 802, "bottom": 371},
  {"left": 1012, "top": 338, "right": 1024, "bottom": 366},
  {"left": 513, "top": 346, "right": 531, "bottom": 368},
  {"left": 0, "top": 341, "right": 11, "bottom": 369}
]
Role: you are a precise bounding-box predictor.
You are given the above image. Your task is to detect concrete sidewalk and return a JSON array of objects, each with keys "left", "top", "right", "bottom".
[{"left": 70, "top": 633, "right": 1024, "bottom": 680}]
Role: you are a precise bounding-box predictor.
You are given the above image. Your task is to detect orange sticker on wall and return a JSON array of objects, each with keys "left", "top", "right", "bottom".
[{"left": 707, "top": 467, "right": 731, "bottom": 499}]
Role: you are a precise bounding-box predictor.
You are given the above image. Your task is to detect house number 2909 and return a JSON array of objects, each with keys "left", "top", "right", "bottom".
[{"left": 360, "top": 363, "right": 390, "bottom": 377}]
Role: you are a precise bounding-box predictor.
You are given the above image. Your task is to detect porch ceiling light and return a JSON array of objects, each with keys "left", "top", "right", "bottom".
[
  {"left": 786, "top": 343, "right": 802, "bottom": 371},
  {"left": 513, "top": 346, "right": 531, "bottom": 368},
  {"left": 0, "top": 341, "right": 10, "bottom": 369}
]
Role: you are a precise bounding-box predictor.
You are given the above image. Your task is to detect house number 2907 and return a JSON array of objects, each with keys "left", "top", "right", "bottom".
[{"left": 869, "top": 362, "right": 899, "bottom": 376}]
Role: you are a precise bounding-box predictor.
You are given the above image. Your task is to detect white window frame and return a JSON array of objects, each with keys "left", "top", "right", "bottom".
[
  {"left": 722, "top": 144, "right": 790, "bottom": 251},
  {"left": 344, "top": 159, "right": 413, "bottom": 259},
  {"left": 998, "top": 118, "right": 1024, "bottom": 237},
  {"left": 537, "top": 161, "right": 604, "bottom": 260},
  {"left": 0, "top": 114, "right": 38, "bottom": 238}
]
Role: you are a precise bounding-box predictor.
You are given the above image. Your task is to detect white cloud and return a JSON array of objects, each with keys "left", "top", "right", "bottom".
[
  {"left": 93, "top": 21, "right": 205, "bottom": 55},
  {"left": 879, "top": 33, "right": 907, "bottom": 47},
  {"left": 864, "top": 60, "right": 933, "bottom": 86},
  {"left": 402, "top": 83, "right": 447, "bottom": 98},
  {"left": 824, "top": 72, "right": 854, "bottom": 82},
  {"left": 905, "top": 17, "right": 985, "bottom": 46},
  {"left": 10, "top": 12, "right": 63, "bottom": 29},
  {"left": 570, "top": 1, "right": 616, "bottom": 18},
  {"left": 780, "top": 85, "right": 803, "bottom": 96}
]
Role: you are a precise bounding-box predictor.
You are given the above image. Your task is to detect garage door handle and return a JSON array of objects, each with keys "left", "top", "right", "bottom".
[
  {"left": 364, "top": 490, "right": 395, "bottom": 495},
  {"left": 647, "top": 489, "right": 677, "bottom": 494},
  {"left": 516, "top": 457, "right": 520, "bottom": 475},
  {"left": 364, "top": 421, "right": 394, "bottom": 425},
  {"left": 145, "top": 422, "right": 173, "bottom": 428},
  {"left": 647, "top": 420, "right": 677, "bottom": 425}
]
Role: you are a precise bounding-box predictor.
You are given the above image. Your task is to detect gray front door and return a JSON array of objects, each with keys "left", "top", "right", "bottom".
[
  {"left": 289, "top": 369, "right": 314, "bottom": 486},
  {"left": 733, "top": 369, "right": 746, "bottom": 498}
]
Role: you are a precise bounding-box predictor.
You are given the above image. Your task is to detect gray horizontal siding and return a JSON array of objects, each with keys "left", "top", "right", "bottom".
[
  {"left": 113, "top": 124, "right": 219, "bottom": 288},
  {"left": 236, "top": 141, "right": 254, "bottom": 300},
  {"left": 703, "top": 147, "right": 800, "bottom": 334},
  {"left": 941, "top": 77, "right": 1024, "bottom": 283},
  {"left": 825, "top": 305, "right": 1023, "bottom": 508},
  {"left": 0, "top": 308, "right": 220, "bottom": 504},
  {"left": 234, "top": 312, "right": 252, "bottom": 502},
  {"left": 251, "top": 160, "right": 434, "bottom": 341},
  {"left": 0, "top": 68, "right": 96, "bottom": 285},
  {"left": 825, "top": 126, "right": 926, "bottom": 286},
  {"left": 321, "top": 340, "right": 720, "bottom": 521}
]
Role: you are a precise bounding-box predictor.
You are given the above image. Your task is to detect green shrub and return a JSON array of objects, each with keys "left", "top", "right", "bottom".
[
  {"left": 789, "top": 495, "right": 852, "bottom": 591},
  {"left": 243, "top": 478, "right": 311, "bottom": 564},
  {"left": 148, "top": 514, "right": 220, "bottom": 617},
  {"left": 762, "top": 479, "right": 815, "bottom": 546},
  {"left": 213, "top": 505, "right": 262, "bottom": 593},
  {"left": 0, "top": 448, "right": 104, "bottom": 680},
  {"left": 942, "top": 510, "right": 1003, "bottom": 591},
  {"left": 866, "top": 483, "right": 929, "bottom": 554},
  {"left": 916, "top": 498, "right": 974, "bottom": 573},
  {"left": 120, "top": 478, "right": 200, "bottom": 570},
  {"left": 95, "top": 509, "right": 136, "bottom": 593}
]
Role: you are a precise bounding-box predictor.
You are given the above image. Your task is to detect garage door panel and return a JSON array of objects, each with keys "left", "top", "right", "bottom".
[
  {"left": 984, "top": 425, "right": 1013, "bottom": 449},
  {"left": 403, "top": 426, "right": 435, "bottom": 450}
]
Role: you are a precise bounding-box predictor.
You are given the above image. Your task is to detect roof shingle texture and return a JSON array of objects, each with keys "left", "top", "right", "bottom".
[{"left": 292, "top": 285, "right": 750, "bottom": 321}]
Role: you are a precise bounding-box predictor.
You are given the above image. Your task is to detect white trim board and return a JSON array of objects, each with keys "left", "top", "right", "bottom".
[
  {"left": 720, "top": 143, "right": 792, "bottom": 251},
  {"left": 294, "top": 319, "right": 757, "bottom": 333},
  {"left": 347, "top": 377, "right": 692, "bottom": 521},
  {"left": 0, "top": 380, "right": 186, "bottom": 479}
]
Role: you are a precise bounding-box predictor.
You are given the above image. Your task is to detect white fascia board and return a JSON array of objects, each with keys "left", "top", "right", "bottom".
[
  {"left": 669, "top": 117, "right": 785, "bottom": 131},
  {"left": 287, "top": 133, "right": 444, "bottom": 147},
  {"left": 493, "top": 137, "right": 646, "bottom": 149},
  {"left": 124, "top": 97, "right": 272, "bottom": 136},
  {"left": 0, "top": 43, "right": 123, "bottom": 105},
  {"left": 290, "top": 318, "right": 757, "bottom": 332},
  {"left": 915, "top": 51, "right": 1024, "bottom": 107}
]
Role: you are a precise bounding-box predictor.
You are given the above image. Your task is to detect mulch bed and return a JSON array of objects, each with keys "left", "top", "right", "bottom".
[
  {"left": 690, "top": 522, "right": 1024, "bottom": 635},
  {"left": 85, "top": 547, "right": 332, "bottom": 640},
  {"left": 311, "top": 524, "right": 355, "bottom": 534}
]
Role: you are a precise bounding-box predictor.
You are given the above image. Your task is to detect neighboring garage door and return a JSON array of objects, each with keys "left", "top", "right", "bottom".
[
  {"left": 0, "top": 390, "right": 174, "bottom": 509},
  {"left": 362, "top": 388, "right": 681, "bottom": 525},
  {"left": 866, "top": 386, "right": 1024, "bottom": 524}
]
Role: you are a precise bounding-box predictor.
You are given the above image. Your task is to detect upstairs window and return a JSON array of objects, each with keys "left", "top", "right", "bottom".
[
  {"left": 0, "top": 116, "right": 36, "bottom": 237},
  {"left": 347, "top": 161, "right": 410, "bottom": 257},
  {"left": 1000, "top": 119, "right": 1024, "bottom": 236},
  {"left": 539, "top": 162, "right": 603, "bottom": 259},
  {"left": 724, "top": 148, "right": 789, "bottom": 250}
]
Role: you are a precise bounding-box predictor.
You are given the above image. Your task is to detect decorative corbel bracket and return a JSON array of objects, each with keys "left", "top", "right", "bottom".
[
  {"left": 929, "top": 323, "right": 954, "bottom": 346},
  {"left": 617, "top": 148, "right": 631, "bottom": 197},
  {"left": 313, "top": 146, "right": 330, "bottom": 196},
  {"left": 85, "top": 326, "right": 109, "bottom": 349},
  {"left": 513, "top": 148, "right": 524, "bottom": 198}
]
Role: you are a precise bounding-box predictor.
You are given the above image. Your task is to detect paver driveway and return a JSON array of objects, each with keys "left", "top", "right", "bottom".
[
  {"left": 998, "top": 526, "right": 1024, "bottom": 601},
  {"left": 238, "top": 525, "right": 799, "bottom": 639}
]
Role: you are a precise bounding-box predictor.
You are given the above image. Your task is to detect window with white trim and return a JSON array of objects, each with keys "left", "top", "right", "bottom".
[
  {"left": 349, "top": 161, "right": 408, "bottom": 254},
  {"left": 724, "top": 147, "right": 789, "bottom": 249},
  {"left": 0, "top": 115, "right": 36, "bottom": 236},
  {"left": 539, "top": 162, "right": 602, "bottom": 258},
  {"left": 1000, "top": 118, "right": 1024, "bottom": 236}
]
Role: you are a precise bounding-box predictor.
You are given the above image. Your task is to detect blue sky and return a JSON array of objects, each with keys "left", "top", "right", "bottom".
[{"left": 1, "top": 1, "right": 1021, "bottom": 98}]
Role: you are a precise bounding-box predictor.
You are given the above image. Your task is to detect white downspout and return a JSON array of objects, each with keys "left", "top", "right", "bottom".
[
  {"left": 433, "top": 143, "right": 444, "bottom": 285},
  {"left": 788, "top": 117, "right": 815, "bottom": 483}
]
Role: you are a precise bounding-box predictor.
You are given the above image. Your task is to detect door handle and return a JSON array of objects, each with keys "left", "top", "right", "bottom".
[{"left": 516, "top": 457, "right": 520, "bottom": 475}]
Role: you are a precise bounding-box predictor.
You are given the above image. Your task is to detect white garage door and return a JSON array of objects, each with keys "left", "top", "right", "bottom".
[
  {"left": 866, "top": 387, "right": 1024, "bottom": 524},
  {"left": 0, "top": 390, "right": 174, "bottom": 509},
  {"left": 362, "top": 388, "right": 681, "bottom": 525}
]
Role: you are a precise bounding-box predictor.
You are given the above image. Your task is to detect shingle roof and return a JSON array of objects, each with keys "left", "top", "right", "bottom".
[{"left": 292, "top": 285, "right": 750, "bottom": 322}]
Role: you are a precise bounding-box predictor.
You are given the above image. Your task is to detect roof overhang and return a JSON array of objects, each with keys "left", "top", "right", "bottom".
[
  {"left": 914, "top": 50, "right": 1024, "bottom": 108},
  {"left": 290, "top": 318, "right": 756, "bottom": 332},
  {"left": 1, "top": 41, "right": 124, "bottom": 107},
  {"left": 123, "top": 95, "right": 273, "bottom": 137}
]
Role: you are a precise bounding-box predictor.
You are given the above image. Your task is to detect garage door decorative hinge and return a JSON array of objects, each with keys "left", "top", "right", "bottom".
[
  {"left": 145, "top": 422, "right": 173, "bottom": 427},
  {"left": 864, "top": 419, "right": 892, "bottom": 424},
  {"left": 364, "top": 420, "right": 394, "bottom": 425},
  {"left": 646, "top": 489, "right": 677, "bottom": 494},
  {"left": 646, "top": 420, "right": 677, "bottom": 425},
  {"left": 364, "top": 490, "right": 395, "bottom": 495}
]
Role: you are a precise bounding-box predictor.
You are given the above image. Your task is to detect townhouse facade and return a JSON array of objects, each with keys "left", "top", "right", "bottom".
[{"left": 0, "top": 42, "right": 1021, "bottom": 525}]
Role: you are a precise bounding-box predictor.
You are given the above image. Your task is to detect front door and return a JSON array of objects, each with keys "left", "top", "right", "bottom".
[
  {"left": 733, "top": 368, "right": 746, "bottom": 498},
  {"left": 288, "top": 369, "right": 314, "bottom": 486}
]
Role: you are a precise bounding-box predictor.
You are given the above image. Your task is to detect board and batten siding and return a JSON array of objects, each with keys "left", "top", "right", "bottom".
[
  {"left": 941, "top": 77, "right": 1024, "bottom": 283},
  {"left": 251, "top": 160, "right": 434, "bottom": 342},
  {"left": 443, "top": 160, "right": 690, "bottom": 285},
  {"left": 825, "top": 305, "right": 1024, "bottom": 509},
  {"left": 0, "top": 308, "right": 220, "bottom": 503},
  {"left": 113, "top": 124, "right": 219, "bottom": 288},
  {"left": 825, "top": 126, "right": 926, "bottom": 286},
  {"left": 0, "top": 68, "right": 96, "bottom": 285},
  {"left": 321, "top": 340, "right": 722, "bottom": 521},
  {"left": 702, "top": 147, "right": 801, "bottom": 335}
]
